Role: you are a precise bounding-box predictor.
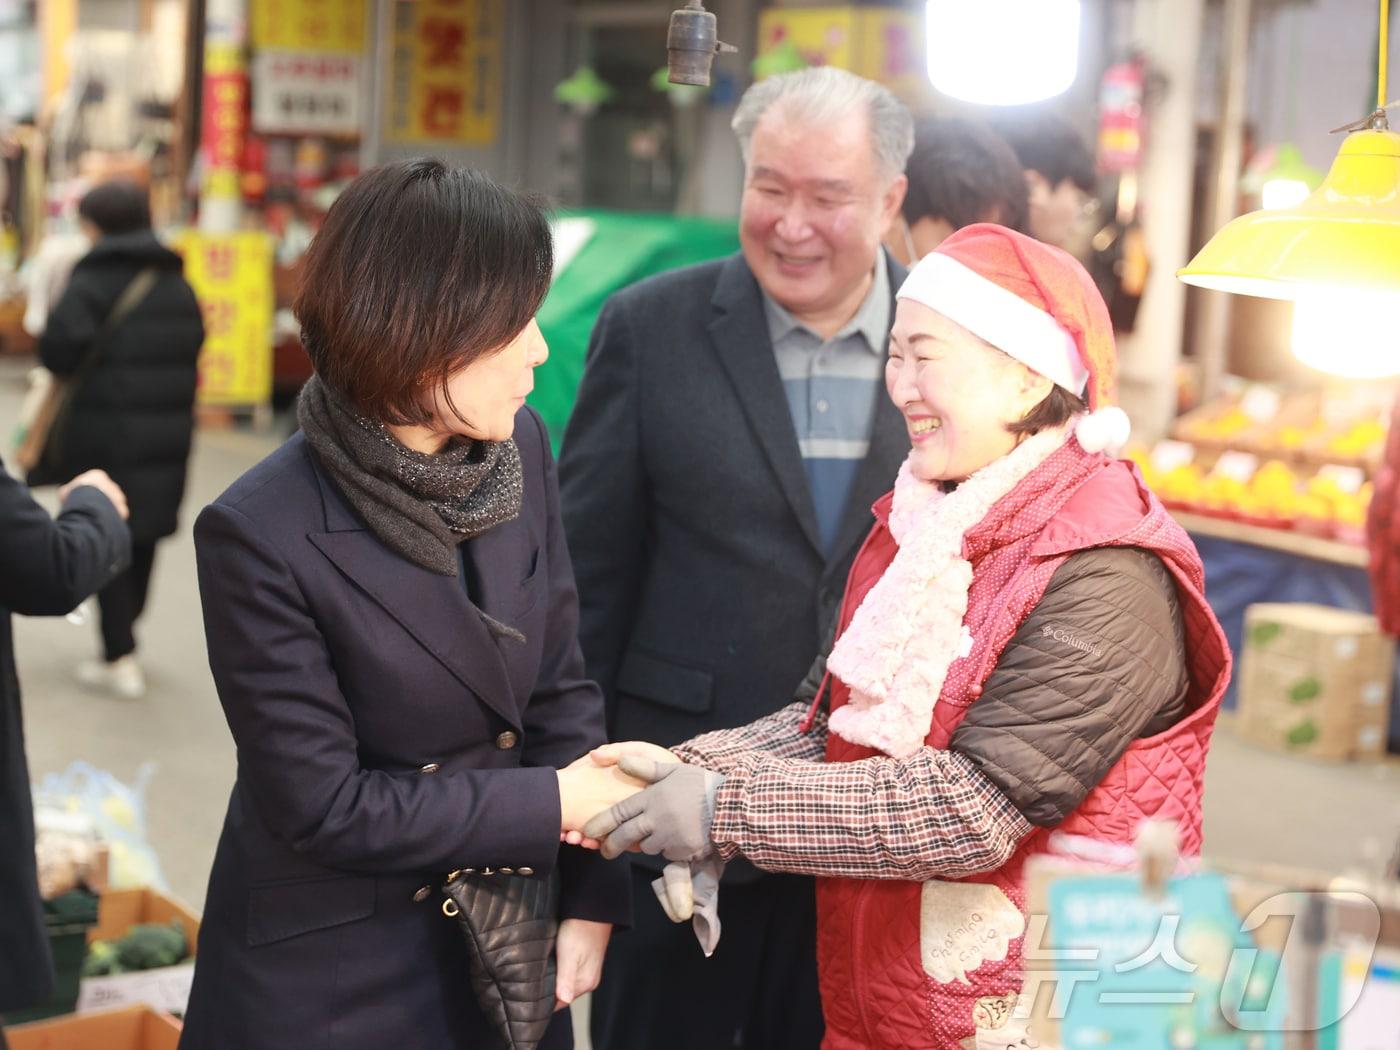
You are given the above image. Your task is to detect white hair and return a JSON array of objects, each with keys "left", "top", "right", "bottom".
[{"left": 731, "top": 67, "right": 915, "bottom": 184}]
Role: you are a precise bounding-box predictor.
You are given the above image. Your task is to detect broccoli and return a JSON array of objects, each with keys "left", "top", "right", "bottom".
[
  {"left": 82, "top": 939, "right": 122, "bottom": 977},
  {"left": 113, "top": 919, "right": 188, "bottom": 971}
]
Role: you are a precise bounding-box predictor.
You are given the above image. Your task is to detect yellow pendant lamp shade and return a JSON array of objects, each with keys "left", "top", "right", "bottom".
[{"left": 1178, "top": 128, "right": 1400, "bottom": 299}]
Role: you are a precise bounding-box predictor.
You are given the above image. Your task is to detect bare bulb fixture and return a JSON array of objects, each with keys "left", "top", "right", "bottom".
[{"left": 668, "top": 1, "right": 737, "bottom": 87}]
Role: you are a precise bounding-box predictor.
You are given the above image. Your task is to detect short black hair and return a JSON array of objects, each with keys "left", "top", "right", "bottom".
[
  {"left": 985, "top": 341, "right": 1089, "bottom": 436},
  {"left": 902, "top": 117, "right": 1028, "bottom": 232},
  {"left": 294, "top": 159, "right": 553, "bottom": 426},
  {"left": 1007, "top": 384, "right": 1088, "bottom": 437},
  {"left": 992, "top": 114, "right": 1097, "bottom": 194},
  {"left": 77, "top": 180, "right": 152, "bottom": 236}
]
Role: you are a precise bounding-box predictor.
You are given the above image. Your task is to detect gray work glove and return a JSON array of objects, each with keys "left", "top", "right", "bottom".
[
  {"left": 652, "top": 855, "right": 726, "bottom": 957},
  {"left": 582, "top": 757, "right": 724, "bottom": 862}
]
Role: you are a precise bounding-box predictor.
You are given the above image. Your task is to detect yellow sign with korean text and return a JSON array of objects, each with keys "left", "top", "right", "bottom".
[
  {"left": 385, "top": 0, "right": 503, "bottom": 146},
  {"left": 756, "top": 7, "right": 932, "bottom": 108},
  {"left": 176, "top": 232, "right": 275, "bottom": 408},
  {"left": 251, "top": 0, "right": 368, "bottom": 54}
]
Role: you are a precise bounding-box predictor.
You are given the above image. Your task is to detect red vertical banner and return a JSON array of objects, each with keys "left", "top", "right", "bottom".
[{"left": 201, "top": 43, "right": 248, "bottom": 203}]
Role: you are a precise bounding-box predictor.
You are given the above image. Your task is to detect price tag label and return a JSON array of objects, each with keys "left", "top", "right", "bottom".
[
  {"left": 1212, "top": 451, "right": 1259, "bottom": 483},
  {"left": 1240, "top": 385, "right": 1282, "bottom": 422},
  {"left": 1150, "top": 440, "right": 1196, "bottom": 474}
]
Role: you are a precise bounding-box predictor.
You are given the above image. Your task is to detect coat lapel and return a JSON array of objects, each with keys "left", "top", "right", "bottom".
[
  {"left": 307, "top": 468, "right": 521, "bottom": 729},
  {"left": 706, "top": 255, "right": 824, "bottom": 554},
  {"left": 827, "top": 388, "right": 907, "bottom": 569},
  {"left": 461, "top": 517, "right": 525, "bottom": 626},
  {"left": 827, "top": 255, "right": 911, "bottom": 570}
]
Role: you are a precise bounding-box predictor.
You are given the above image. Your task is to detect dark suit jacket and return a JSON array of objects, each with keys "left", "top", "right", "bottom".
[
  {"left": 179, "top": 410, "right": 627, "bottom": 1050},
  {"left": 0, "top": 468, "right": 128, "bottom": 1013},
  {"left": 558, "top": 251, "right": 908, "bottom": 879}
]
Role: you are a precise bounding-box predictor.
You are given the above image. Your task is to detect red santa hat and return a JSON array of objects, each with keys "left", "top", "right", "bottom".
[{"left": 896, "top": 223, "right": 1131, "bottom": 456}]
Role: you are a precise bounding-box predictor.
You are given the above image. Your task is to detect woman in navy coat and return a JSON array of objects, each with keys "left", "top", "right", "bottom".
[{"left": 179, "top": 161, "right": 635, "bottom": 1049}]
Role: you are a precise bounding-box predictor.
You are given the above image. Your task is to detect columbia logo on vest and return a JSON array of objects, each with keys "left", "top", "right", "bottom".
[{"left": 1041, "top": 624, "right": 1103, "bottom": 659}]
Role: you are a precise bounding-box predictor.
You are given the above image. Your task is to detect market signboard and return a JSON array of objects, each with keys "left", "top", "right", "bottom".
[
  {"left": 176, "top": 232, "right": 275, "bottom": 408},
  {"left": 250, "top": 0, "right": 367, "bottom": 54},
  {"left": 385, "top": 0, "right": 503, "bottom": 146},
  {"left": 756, "top": 6, "right": 930, "bottom": 106},
  {"left": 252, "top": 50, "right": 361, "bottom": 136}
]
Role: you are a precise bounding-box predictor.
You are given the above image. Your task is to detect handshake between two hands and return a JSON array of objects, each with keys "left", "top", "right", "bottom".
[{"left": 556, "top": 743, "right": 726, "bottom": 955}]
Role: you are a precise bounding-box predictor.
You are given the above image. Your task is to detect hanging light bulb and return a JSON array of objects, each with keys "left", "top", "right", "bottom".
[
  {"left": 925, "top": 0, "right": 1081, "bottom": 106},
  {"left": 1291, "top": 290, "right": 1400, "bottom": 378}
]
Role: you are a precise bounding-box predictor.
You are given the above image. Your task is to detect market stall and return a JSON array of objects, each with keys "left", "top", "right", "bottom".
[{"left": 1128, "top": 378, "right": 1399, "bottom": 752}]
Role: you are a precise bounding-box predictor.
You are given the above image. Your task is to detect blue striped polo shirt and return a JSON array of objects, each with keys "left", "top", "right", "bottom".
[{"left": 764, "top": 261, "right": 891, "bottom": 553}]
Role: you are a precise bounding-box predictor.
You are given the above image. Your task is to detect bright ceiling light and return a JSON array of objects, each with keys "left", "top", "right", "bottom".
[
  {"left": 925, "top": 0, "right": 1081, "bottom": 106},
  {"left": 1291, "top": 290, "right": 1400, "bottom": 378}
]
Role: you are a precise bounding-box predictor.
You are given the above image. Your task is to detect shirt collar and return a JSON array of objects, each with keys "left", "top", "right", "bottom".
[{"left": 762, "top": 253, "right": 891, "bottom": 354}]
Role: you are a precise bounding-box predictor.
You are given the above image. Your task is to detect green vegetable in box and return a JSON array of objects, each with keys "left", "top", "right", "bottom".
[
  {"left": 116, "top": 918, "right": 187, "bottom": 970},
  {"left": 81, "top": 938, "right": 121, "bottom": 977},
  {"left": 83, "top": 918, "right": 188, "bottom": 976}
]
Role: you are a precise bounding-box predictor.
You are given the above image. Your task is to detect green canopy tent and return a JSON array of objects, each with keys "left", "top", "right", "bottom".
[{"left": 532, "top": 210, "right": 739, "bottom": 450}]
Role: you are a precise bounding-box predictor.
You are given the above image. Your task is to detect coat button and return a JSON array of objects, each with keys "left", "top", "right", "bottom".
[
  {"left": 518, "top": 867, "right": 534, "bottom": 877},
  {"left": 499, "top": 867, "right": 514, "bottom": 875},
  {"left": 968, "top": 684, "right": 983, "bottom": 699},
  {"left": 495, "top": 731, "right": 519, "bottom": 750},
  {"left": 418, "top": 763, "right": 441, "bottom": 774},
  {"left": 413, "top": 885, "right": 433, "bottom": 903}
]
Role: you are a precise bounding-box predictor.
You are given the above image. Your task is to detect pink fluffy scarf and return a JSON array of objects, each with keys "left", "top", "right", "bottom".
[{"left": 827, "top": 424, "right": 1073, "bottom": 759}]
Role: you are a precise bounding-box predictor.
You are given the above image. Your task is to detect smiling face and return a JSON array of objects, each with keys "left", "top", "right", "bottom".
[
  {"left": 421, "top": 319, "right": 549, "bottom": 446},
  {"left": 740, "top": 105, "right": 906, "bottom": 337},
  {"left": 887, "top": 300, "right": 1053, "bottom": 482}
]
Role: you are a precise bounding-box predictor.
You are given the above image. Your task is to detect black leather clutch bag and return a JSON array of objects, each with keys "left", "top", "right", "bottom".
[{"left": 441, "top": 866, "right": 561, "bottom": 1050}]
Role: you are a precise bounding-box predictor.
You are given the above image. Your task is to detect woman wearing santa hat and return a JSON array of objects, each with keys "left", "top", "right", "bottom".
[{"left": 576, "top": 224, "right": 1232, "bottom": 1050}]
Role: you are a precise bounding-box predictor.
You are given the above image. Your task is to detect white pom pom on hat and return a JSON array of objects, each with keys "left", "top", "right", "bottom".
[
  {"left": 1074, "top": 405, "right": 1132, "bottom": 455},
  {"left": 897, "top": 223, "right": 1132, "bottom": 456}
]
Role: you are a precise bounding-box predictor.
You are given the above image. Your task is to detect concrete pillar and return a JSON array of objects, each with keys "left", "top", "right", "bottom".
[
  {"left": 1115, "top": 0, "right": 1206, "bottom": 443},
  {"left": 1193, "top": 0, "right": 1253, "bottom": 404},
  {"left": 198, "top": 0, "right": 247, "bottom": 232}
]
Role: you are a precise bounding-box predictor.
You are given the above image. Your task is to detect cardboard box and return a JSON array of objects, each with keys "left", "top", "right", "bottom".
[
  {"left": 75, "top": 888, "right": 200, "bottom": 1016},
  {"left": 7, "top": 1005, "right": 181, "bottom": 1050},
  {"left": 1237, "top": 603, "right": 1394, "bottom": 760}
]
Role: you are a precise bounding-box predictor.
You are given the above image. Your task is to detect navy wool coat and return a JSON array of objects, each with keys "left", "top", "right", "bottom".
[{"left": 179, "top": 408, "right": 629, "bottom": 1050}]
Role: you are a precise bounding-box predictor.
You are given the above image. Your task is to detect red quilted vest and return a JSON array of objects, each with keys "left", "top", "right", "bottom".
[
  {"left": 1366, "top": 391, "right": 1400, "bottom": 635},
  {"left": 814, "top": 443, "right": 1231, "bottom": 1050}
]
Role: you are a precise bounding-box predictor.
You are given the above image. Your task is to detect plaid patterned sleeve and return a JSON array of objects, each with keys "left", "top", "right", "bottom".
[
  {"left": 669, "top": 701, "right": 828, "bottom": 774},
  {"left": 709, "top": 747, "right": 1035, "bottom": 881}
]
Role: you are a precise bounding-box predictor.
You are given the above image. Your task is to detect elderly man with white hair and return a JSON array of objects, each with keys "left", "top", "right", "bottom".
[{"left": 559, "top": 68, "right": 914, "bottom": 1049}]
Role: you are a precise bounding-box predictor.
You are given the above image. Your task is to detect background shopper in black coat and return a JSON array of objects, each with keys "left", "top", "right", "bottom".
[
  {"left": 30, "top": 181, "right": 204, "bottom": 698},
  {"left": 0, "top": 465, "right": 129, "bottom": 1032}
]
